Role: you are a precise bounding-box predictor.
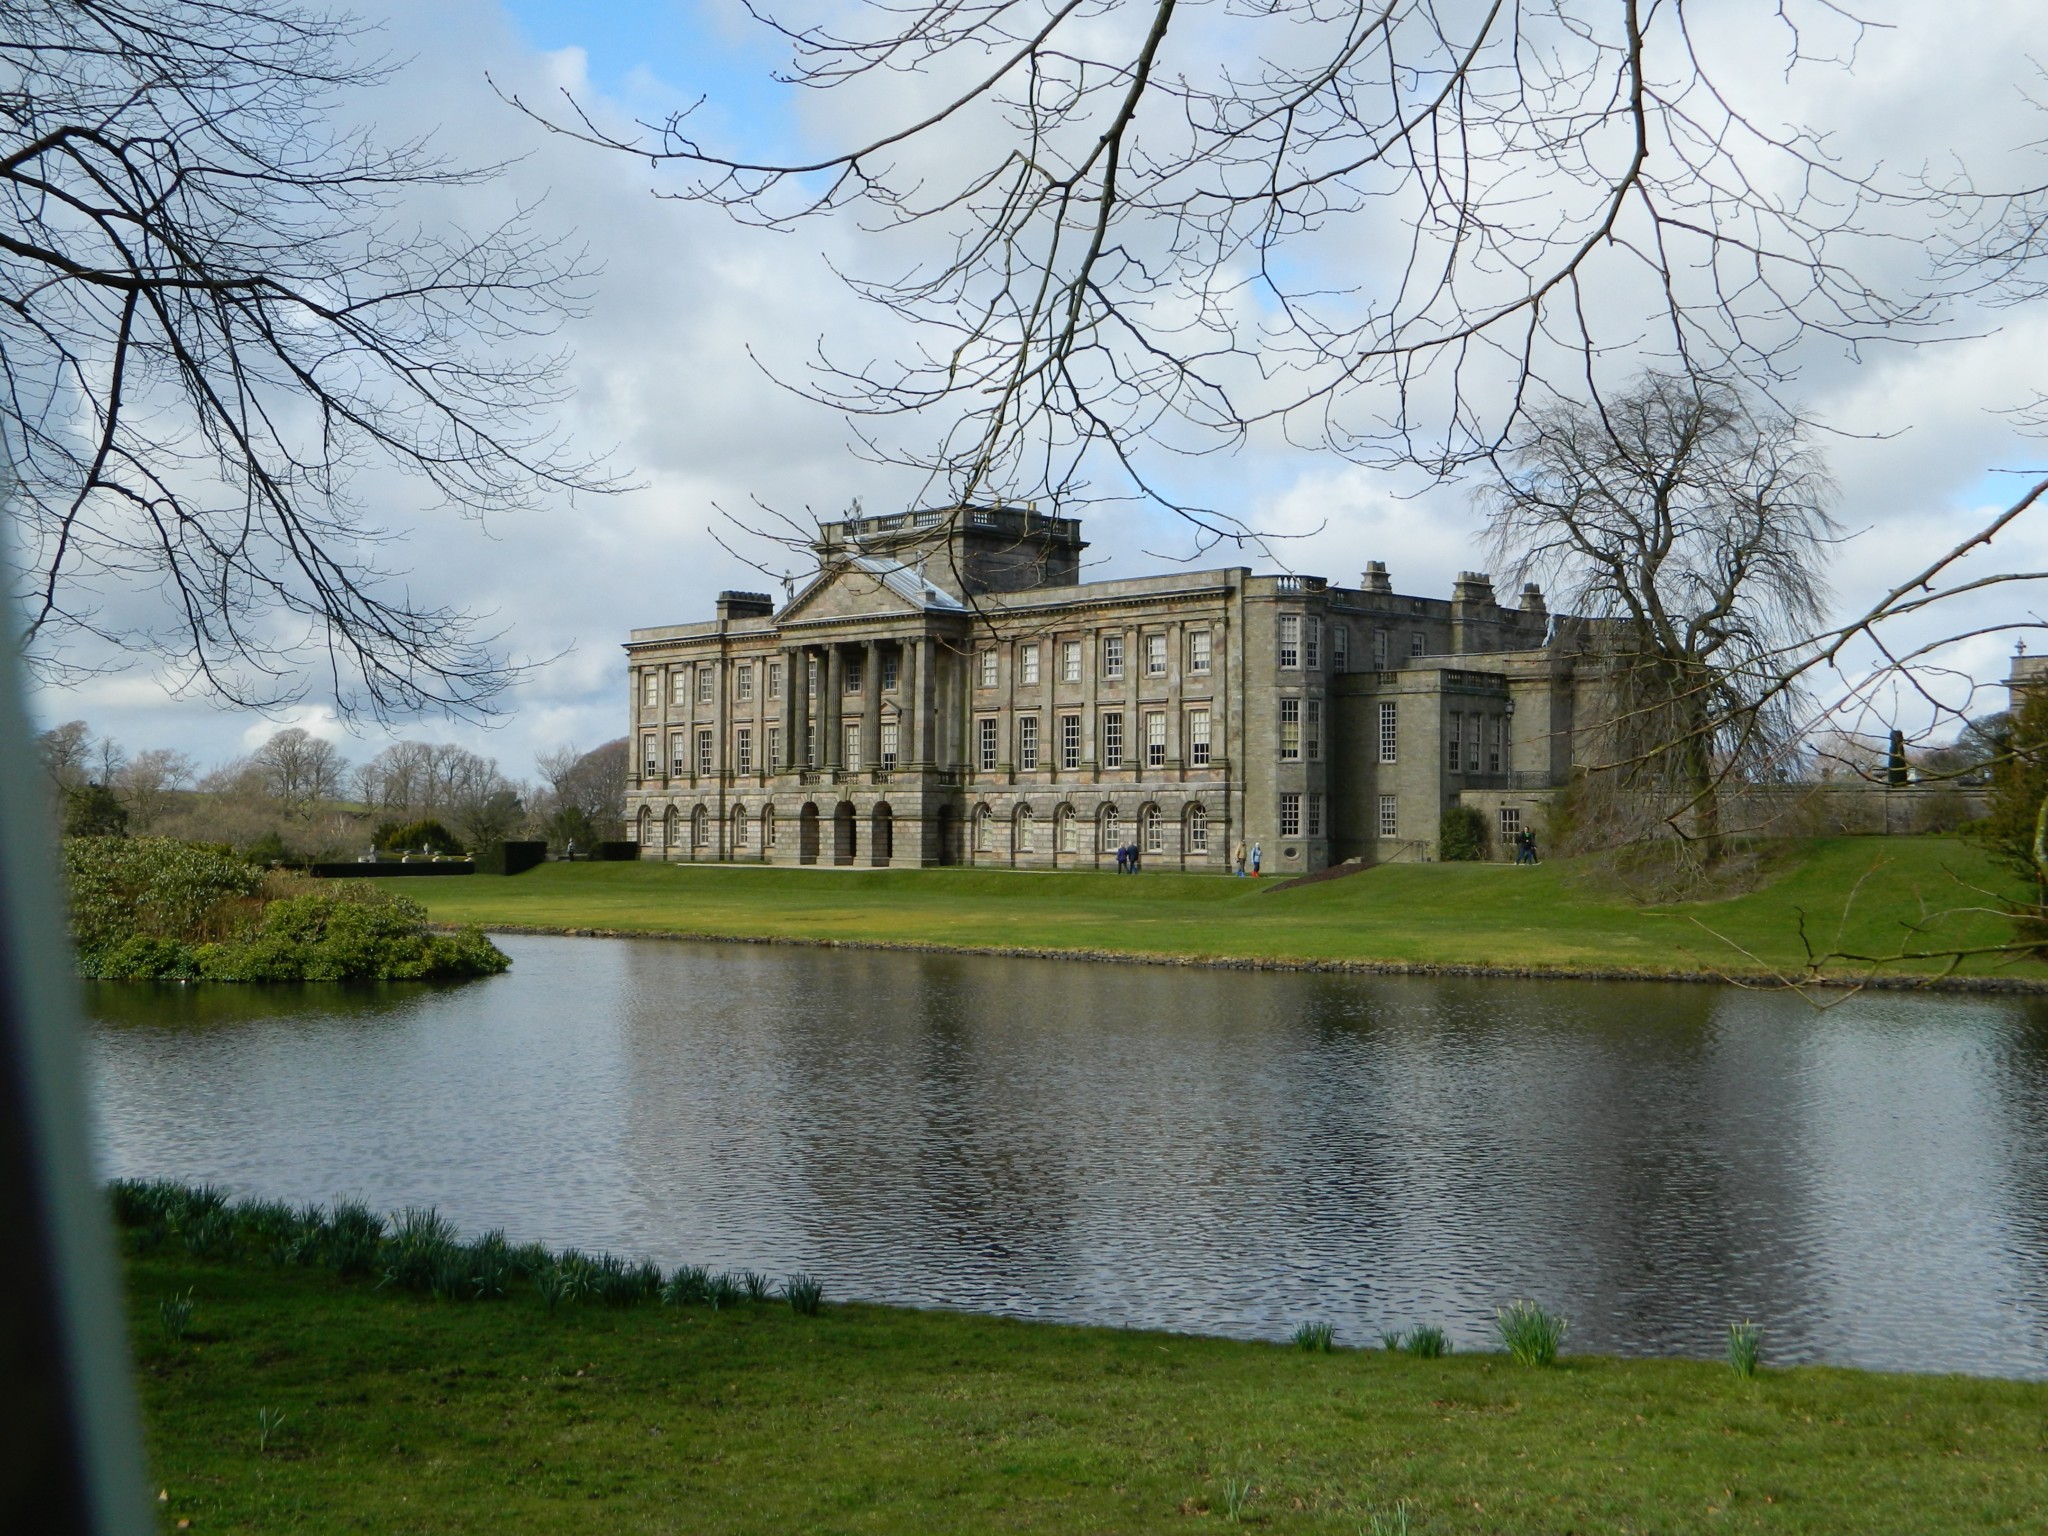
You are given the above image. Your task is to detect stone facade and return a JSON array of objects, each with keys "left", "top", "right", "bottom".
[{"left": 622, "top": 509, "right": 1601, "bottom": 873}]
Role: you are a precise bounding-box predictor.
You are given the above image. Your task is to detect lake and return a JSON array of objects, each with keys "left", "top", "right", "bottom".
[{"left": 85, "top": 934, "right": 2048, "bottom": 1376}]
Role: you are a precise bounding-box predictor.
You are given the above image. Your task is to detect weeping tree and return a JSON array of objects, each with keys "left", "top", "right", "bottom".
[
  {"left": 1479, "top": 373, "right": 1838, "bottom": 861},
  {"left": 5, "top": 0, "right": 613, "bottom": 718}
]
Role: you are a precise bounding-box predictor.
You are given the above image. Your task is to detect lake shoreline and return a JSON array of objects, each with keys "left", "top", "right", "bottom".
[{"left": 443, "top": 919, "right": 2048, "bottom": 993}]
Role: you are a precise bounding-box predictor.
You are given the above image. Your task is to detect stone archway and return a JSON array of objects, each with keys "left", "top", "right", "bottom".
[
  {"left": 935, "top": 804, "right": 959, "bottom": 866},
  {"left": 798, "top": 801, "right": 821, "bottom": 865},
  {"left": 870, "top": 802, "right": 894, "bottom": 866},
  {"left": 832, "top": 801, "right": 857, "bottom": 865}
]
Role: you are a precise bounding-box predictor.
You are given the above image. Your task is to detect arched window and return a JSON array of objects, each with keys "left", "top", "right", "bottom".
[
  {"left": 1142, "top": 804, "right": 1165, "bottom": 855},
  {"left": 691, "top": 805, "right": 708, "bottom": 848},
  {"left": 763, "top": 806, "right": 778, "bottom": 848},
  {"left": 732, "top": 804, "right": 749, "bottom": 849},
  {"left": 1099, "top": 804, "right": 1120, "bottom": 851},
  {"left": 1186, "top": 804, "right": 1209, "bottom": 855},
  {"left": 1016, "top": 807, "right": 1035, "bottom": 853},
  {"left": 662, "top": 805, "right": 679, "bottom": 849},
  {"left": 1057, "top": 805, "right": 1077, "bottom": 853},
  {"left": 636, "top": 806, "right": 652, "bottom": 845},
  {"left": 975, "top": 805, "right": 995, "bottom": 853}
]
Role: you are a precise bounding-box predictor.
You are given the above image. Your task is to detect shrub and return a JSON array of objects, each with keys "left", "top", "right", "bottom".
[
  {"left": 373, "top": 818, "right": 465, "bottom": 856},
  {"left": 63, "top": 782, "right": 130, "bottom": 838},
  {"left": 63, "top": 837, "right": 262, "bottom": 955},
  {"left": 1438, "top": 805, "right": 1491, "bottom": 861}
]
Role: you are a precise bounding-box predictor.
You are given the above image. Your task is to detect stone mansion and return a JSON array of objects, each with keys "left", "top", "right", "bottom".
[{"left": 622, "top": 506, "right": 1600, "bottom": 874}]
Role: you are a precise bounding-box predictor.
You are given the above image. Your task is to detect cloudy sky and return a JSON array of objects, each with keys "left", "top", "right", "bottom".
[{"left": 22, "top": 0, "right": 2048, "bottom": 784}]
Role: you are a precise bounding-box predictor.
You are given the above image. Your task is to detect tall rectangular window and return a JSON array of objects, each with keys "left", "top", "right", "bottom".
[
  {"left": 1447, "top": 712, "right": 1461, "bottom": 771},
  {"left": 1489, "top": 716, "right": 1503, "bottom": 774},
  {"left": 1189, "top": 629, "right": 1212, "bottom": 673},
  {"left": 845, "top": 657, "right": 864, "bottom": 694},
  {"left": 1188, "top": 708, "right": 1212, "bottom": 767},
  {"left": 670, "top": 733, "right": 685, "bottom": 777},
  {"left": 1378, "top": 794, "right": 1398, "bottom": 838},
  {"left": 1500, "top": 806, "right": 1522, "bottom": 842},
  {"left": 979, "top": 649, "right": 999, "bottom": 688},
  {"left": 643, "top": 672, "right": 659, "bottom": 709},
  {"left": 671, "top": 670, "right": 688, "bottom": 706},
  {"left": 1280, "top": 697, "right": 1301, "bottom": 761},
  {"left": 1468, "top": 720, "right": 1481, "bottom": 773},
  {"left": 1062, "top": 640, "right": 1083, "bottom": 682},
  {"left": 1332, "top": 625, "right": 1348, "bottom": 673},
  {"left": 804, "top": 723, "right": 815, "bottom": 768},
  {"left": 978, "top": 717, "right": 999, "bottom": 771},
  {"left": 698, "top": 666, "right": 715, "bottom": 706},
  {"left": 1304, "top": 617, "right": 1321, "bottom": 670},
  {"left": 1144, "top": 711, "right": 1166, "bottom": 768},
  {"left": 1101, "top": 711, "right": 1125, "bottom": 769},
  {"left": 1187, "top": 806, "right": 1209, "bottom": 854},
  {"left": 735, "top": 727, "right": 753, "bottom": 773},
  {"left": 882, "top": 652, "right": 899, "bottom": 691},
  {"left": 1102, "top": 634, "right": 1125, "bottom": 680},
  {"left": 1020, "top": 645, "right": 1040, "bottom": 686},
  {"left": 1018, "top": 715, "right": 1040, "bottom": 770},
  {"left": 1280, "top": 793, "right": 1302, "bottom": 837},
  {"left": 1378, "top": 700, "right": 1398, "bottom": 763},
  {"left": 881, "top": 720, "right": 899, "bottom": 769},
  {"left": 642, "top": 732, "right": 657, "bottom": 776},
  {"left": 844, "top": 721, "right": 862, "bottom": 771},
  {"left": 1060, "top": 714, "right": 1081, "bottom": 770},
  {"left": 1145, "top": 633, "right": 1167, "bottom": 677},
  {"left": 1410, "top": 632, "right": 1426, "bottom": 658},
  {"left": 1278, "top": 614, "right": 1300, "bottom": 669},
  {"left": 1308, "top": 792, "right": 1324, "bottom": 837},
  {"left": 1306, "top": 700, "right": 1322, "bottom": 761},
  {"left": 767, "top": 726, "right": 782, "bottom": 768},
  {"left": 767, "top": 662, "right": 782, "bottom": 700},
  {"left": 696, "top": 728, "right": 714, "bottom": 776},
  {"left": 1374, "top": 628, "right": 1389, "bottom": 669},
  {"left": 735, "top": 663, "right": 753, "bottom": 702}
]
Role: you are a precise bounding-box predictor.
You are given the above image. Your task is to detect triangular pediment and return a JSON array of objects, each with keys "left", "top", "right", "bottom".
[{"left": 779, "top": 554, "right": 966, "bottom": 624}]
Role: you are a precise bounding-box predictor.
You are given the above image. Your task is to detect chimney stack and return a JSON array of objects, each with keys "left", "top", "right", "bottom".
[{"left": 1361, "top": 560, "right": 1393, "bottom": 594}]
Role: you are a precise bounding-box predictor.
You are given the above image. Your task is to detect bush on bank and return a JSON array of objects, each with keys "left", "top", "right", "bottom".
[{"left": 64, "top": 836, "right": 508, "bottom": 981}]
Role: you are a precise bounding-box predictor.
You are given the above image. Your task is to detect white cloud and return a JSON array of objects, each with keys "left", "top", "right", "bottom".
[{"left": 24, "top": 0, "right": 2048, "bottom": 771}]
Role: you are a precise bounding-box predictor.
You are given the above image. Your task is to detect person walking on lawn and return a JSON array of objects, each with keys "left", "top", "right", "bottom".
[
  {"left": 1233, "top": 842, "right": 1247, "bottom": 877},
  {"left": 1250, "top": 841, "right": 1262, "bottom": 877}
]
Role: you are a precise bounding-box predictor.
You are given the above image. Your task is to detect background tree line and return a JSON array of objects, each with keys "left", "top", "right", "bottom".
[{"left": 35, "top": 722, "right": 627, "bottom": 863}]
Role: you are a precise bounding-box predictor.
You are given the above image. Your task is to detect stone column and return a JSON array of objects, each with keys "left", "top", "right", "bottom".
[
  {"left": 824, "top": 644, "right": 845, "bottom": 770},
  {"left": 792, "top": 646, "right": 811, "bottom": 770},
  {"left": 864, "top": 639, "right": 882, "bottom": 772},
  {"left": 917, "top": 636, "right": 937, "bottom": 766},
  {"left": 779, "top": 647, "right": 798, "bottom": 773}
]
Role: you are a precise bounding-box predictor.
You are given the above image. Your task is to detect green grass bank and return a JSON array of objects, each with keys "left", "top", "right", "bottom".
[
  {"left": 407, "top": 836, "right": 2046, "bottom": 985},
  {"left": 128, "top": 1245, "right": 2048, "bottom": 1534}
]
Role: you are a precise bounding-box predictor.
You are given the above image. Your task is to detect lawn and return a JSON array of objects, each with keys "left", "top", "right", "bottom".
[
  {"left": 406, "top": 836, "right": 2045, "bottom": 984},
  {"left": 128, "top": 1245, "right": 2048, "bottom": 1535}
]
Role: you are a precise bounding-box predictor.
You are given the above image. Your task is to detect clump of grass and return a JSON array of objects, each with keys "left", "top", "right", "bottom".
[
  {"left": 1223, "top": 1474, "right": 1256, "bottom": 1523},
  {"left": 1292, "top": 1321, "right": 1336, "bottom": 1353},
  {"left": 1728, "top": 1319, "right": 1763, "bottom": 1379},
  {"left": 383, "top": 1207, "right": 459, "bottom": 1294},
  {"left": 663, "top": 1265, "right": 711, "bottom": 1307},
  {"left": 532, "top": 1264, "right": 572, "bottom": 1315},
  {"left": 181, "top": 1206, "right": 239, "bottom": 1261},
  {"left": 1382, "top": 1326, "right": 1448, "bottom": 1358},
  {"left": 1496, "top": 1300, "right": 1567, "bottom": 1366},
  {"left": 324, "top": 1202, "right": 383, "bottom": 1278},
  {"left": 1362, "top": 1501, "right": 1411, "bottom": 1535},
  {"left": 707, "top": 1272, "right": 745, "bottom": 1311},
  {"left": 159, "top": 1287, "right": 194, "bottom": 1341},
  {"left": 256, "top": 1406, "right": 288, "bottom": 1453},
  {"left": 467, "top": 1232, "right": 513, "bottom": 1300},
  {"left": 740, "top": 1269, "right": 775, "bottom": 1304},
  {"left": 784, "top": 1273, "right": 824, "bottom": 1317}
]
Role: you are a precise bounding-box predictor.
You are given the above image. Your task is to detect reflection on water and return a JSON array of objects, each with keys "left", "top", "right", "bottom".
[{"left": 85, "top": 936, "right": 2048, "bottom": 1376}]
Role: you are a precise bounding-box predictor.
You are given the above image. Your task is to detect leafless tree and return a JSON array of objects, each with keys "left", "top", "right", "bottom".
[
  {"left": 1481, "top": 373, "right": 1838, "bottom": 857},
  {"left": 513, "top": 0, "right": 1927, "bottom": 535},
  {"left": 250, "top": 727, "right": 348, "bottom": 814},
  {"left": 116, "top": 746, "right": 196, "bottom": 831},
  {"left": 34, "top": 719, "right": 92, "bottom": 791},
  {"left": 6, "top": 0, "right": 616, "bottom": 719}
]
